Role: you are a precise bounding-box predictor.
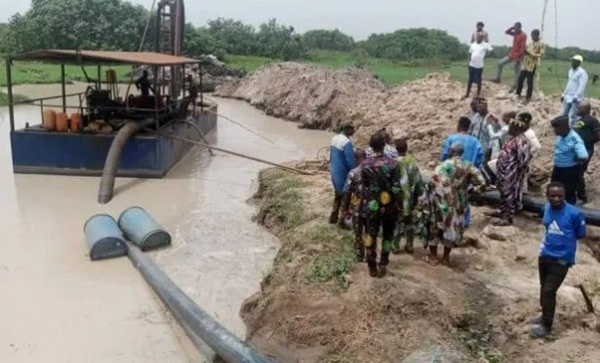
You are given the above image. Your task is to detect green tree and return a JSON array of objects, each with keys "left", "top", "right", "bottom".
[
  {"left": 302, "top": 29, "right": 355, "bottom": 52},
  {"left": 255, "top": 19, "right": 307, "bottom": 60},
  {"left": 4, "top": 0, "right": 149, "bottom": 53},
  {"left": 183, "top": 24, "right": 225, "bottom": 59},
  {"left": 207, "top": 18, "right": 257, "bottom": 55},
  {"left": 365, "top": 28, "right": 464, "bottom": 63}
]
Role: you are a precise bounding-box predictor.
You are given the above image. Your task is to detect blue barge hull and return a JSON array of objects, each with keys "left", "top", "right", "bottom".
[{"left": 11, "top": 105, "right": 217, "bottom": 178}]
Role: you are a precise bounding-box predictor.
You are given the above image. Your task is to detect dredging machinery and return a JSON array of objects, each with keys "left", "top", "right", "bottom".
[{"left": 5, "top": 0, "right": 215, "bottom": 185}]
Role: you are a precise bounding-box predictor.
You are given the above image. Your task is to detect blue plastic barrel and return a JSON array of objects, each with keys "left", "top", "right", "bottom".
[
  {"left": 118, "top": 207, "right": 172, "bottom": 251},
  {"left": 84, "top": 214, "right": 128, "bottom": 261}
]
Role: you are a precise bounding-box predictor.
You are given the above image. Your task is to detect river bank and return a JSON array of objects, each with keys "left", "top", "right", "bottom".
[{"left": 245, "top": 163, "right": 600, "bottom": 363}]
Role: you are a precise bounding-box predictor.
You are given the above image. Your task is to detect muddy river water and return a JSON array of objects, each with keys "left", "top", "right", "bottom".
[{"left": 0, "top": 84, "right": 332, "bottom": 362}]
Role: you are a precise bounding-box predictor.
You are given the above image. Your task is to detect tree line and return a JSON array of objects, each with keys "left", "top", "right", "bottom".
[{"left": 0, "top": 0, "right": 598, "bottom": 65}]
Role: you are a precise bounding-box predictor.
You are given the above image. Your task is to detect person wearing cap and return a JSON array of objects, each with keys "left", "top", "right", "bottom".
[
  {"left": 491, "top": 112, "right": 533, "bottom": 226},
  {"left": 551, "top": 115, "right": 589, "bottom": 205},
  {"left": 572, "top": 101, "right": 600, "bottom": 204},
  {"left": 419, "top": 142, "right": 486, "bottom": 267},
  {"left": 471, "top": 21, "right": 489, "bottom": 43},
  {"left": 562, "top": 55, "right": 588, "bottom": 124},
  {"left": 493, "top": 22, "right": 527, "bottom": 90},
  {"left": 516, "top": 29, "right": 545, "bottom": 102},
  {"left": 329, "top": 124, "right": 357, "bottom": 225}
]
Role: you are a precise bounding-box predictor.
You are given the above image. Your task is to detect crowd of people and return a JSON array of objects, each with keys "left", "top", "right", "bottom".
[{"left": 327, "top": 25, "right": 599, "bottom": 335}]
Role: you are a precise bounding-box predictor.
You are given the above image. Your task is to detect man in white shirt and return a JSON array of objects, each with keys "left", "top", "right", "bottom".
[
  {"left": 465, "top": 33, "right": 493, "bottom": 99},
  {"left": 562, "top": 55, "right": 588, "bottom": 125}
]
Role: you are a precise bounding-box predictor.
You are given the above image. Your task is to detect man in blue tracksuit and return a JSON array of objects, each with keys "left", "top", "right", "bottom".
[
  {"left": 329, "top": 124, "right": 357, "bottom": 225},
  {"left": 530, "top": 182, "right": 586, "bottom": 338}
]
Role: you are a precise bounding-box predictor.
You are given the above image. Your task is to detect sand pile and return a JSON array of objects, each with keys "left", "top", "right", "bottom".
[
  {"left": 216, "top": 62, "right": 387, "bottom": 129},
  {"left": 218, "top": 63, "right": 600, "bottom": 196}
]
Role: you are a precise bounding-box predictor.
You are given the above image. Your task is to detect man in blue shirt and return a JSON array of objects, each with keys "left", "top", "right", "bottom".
[
  {"left": 441, "top": 117, "right": 484, "bottom": 168},
  {"left": 561, "top": 55, "right": 588, "bottom": 125},
  {"left": 550, "top": 115, "right": 589, "bottom": 205},
  {"left": 329, "top": 124, "right": 357, "bottom": 225},
  {"left": 530, "top": 182, "right": 586, "bottom": 338}
]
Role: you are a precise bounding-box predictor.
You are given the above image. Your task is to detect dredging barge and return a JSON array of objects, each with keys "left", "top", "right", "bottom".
[{"left": 5, "top": 49, "right": 217, "bottom": 178}]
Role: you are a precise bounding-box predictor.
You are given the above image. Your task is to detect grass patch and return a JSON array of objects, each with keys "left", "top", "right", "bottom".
[
  {"left": 259, "top": 170, "right": 312, "bottom": 232},
  {"left": 0, "top": 91, "right": 29, "bottom": 106},
  {"left": 227, "top": 49, "right": 600, "bottom": 98},
  {"left": 302, "top": 223, "right": 356, "bottom": 290},
  {"left": 0, "top": 60, "right": 131, "bottom": 86}
]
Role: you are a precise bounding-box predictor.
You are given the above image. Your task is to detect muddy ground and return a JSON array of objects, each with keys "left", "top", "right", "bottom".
[
  {"left": 218, "top": 63, "right": 600, "bottom": 362},
  {"left": 245, "top": 164, "right": 600, "bottom": 363},
  {"left": 217, "top": 63, "right": 600, "bottom": 200}
]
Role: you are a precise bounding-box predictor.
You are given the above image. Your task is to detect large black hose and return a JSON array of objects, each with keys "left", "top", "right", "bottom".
[
  {"left": 127, "top": 245, "right": 273, "bottom": 363},
  {"left": 482, "top": 190, "right": 600, "bottom": 226},
  {"left": 98, "top": 120, "right": 150, "bottom": 205}
]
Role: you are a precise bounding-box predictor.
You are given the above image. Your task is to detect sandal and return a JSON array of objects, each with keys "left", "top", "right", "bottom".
[
  {"left": 404, "top": 245, "right": 414, "bottom": 254},
  {"left": 422, "top": 254, "right": 440, "bottom": 266}
]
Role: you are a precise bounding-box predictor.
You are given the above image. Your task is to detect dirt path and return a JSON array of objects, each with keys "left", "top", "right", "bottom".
[{"left": 242, "top": 163, "right": 600, "bottom": 363}]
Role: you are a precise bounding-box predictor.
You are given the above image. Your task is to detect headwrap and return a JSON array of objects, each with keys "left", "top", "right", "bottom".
[{"left": 509, "top": 112, "right": 532, "bottom": 128}]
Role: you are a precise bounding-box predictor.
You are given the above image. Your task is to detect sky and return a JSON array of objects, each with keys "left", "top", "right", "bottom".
[{"left": 2, "top": 0, "right": 598, "bottom": 49}]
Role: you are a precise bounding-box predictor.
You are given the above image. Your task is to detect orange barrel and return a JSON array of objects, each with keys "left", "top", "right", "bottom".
[
  {"left": 56, "top": 112, "right": 69, "bottom": 132},
  {"left": 42, "top": 110, "right": 57, "bottom": 131},
  {"left": 70, "top": 113, "right": 83, "bottom": 132},
  {"left": 106, "top": 69, "right": 117, "bottom": 83}
]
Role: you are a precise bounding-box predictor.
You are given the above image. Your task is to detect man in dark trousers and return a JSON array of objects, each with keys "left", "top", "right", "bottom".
[
  {"left": 361, "top": 132, "right": 401, "bottom": 277},
  {"left": 493, "top": 22, "right": 527, "bottom": 90},
  {"left": 550, "top": 115, "right": 588, "bottom": 205},
  {"left": 572, "top": 101, "right": 600, "bottom": 204},
  {"left": 516, "top": 29, "right": 545, "bottom": 102},
  {"left": 530, "top": 182, "right": 586, "bottom": 338}
]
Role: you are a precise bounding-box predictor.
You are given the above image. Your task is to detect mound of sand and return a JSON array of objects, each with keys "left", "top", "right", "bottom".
[
  {"left": 218, "top": 63, "right": 600, "bottom": 198},
  {"left": 216, "top": 62, "right": 387, "bottom": 130}
]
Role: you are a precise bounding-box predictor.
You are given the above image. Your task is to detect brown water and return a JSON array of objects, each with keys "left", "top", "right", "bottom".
[{"left": 0, "top": 84, "right": 332, "bottom": 362}]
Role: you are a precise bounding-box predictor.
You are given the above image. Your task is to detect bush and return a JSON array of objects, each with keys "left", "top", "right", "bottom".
[
  {"left": 183, "top": 24, "right": 225, "bottom": 59},
  {"left": 207, "top": 18, "right": 257, "bottom": 56},
  {"left": 303, "top": 29, "right": 355, "bottom": 52},
  {"left": 4, "top": 0, "right": 150, "bottom": 53},
  {"left": 365, "top": 28, "right": 465, "bottom": 63},
  {"left": 254, "top": 19, "right": 307, "bottom": 60}
]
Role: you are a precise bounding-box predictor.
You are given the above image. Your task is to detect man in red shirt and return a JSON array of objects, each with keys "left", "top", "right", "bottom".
[{"left": 493, "top": 22, "right": 527, "bottom": 91}]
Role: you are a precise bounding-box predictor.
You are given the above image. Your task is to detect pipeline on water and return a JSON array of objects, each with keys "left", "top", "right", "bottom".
[
  {"left": 152, "top": 130, "right": 316, "bottom": 176},
  {"left": 127, "top": 244, "right": 274, "bottom": 363}
]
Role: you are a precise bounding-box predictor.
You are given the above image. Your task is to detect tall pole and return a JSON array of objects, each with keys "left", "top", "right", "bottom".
[
  {"left": 61, "top": 63, "right": 67, "bottom": 113},
  {"left": 536, "top": 0, "right": 550, "bottom": 95},
  {"left": 6, "top": 58, "right": 15, "bottom": 132}
]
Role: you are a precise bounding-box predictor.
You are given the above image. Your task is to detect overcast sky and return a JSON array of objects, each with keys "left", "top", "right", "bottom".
[{"left": 2, "top": 0, "right": 598, "bottom": 49}]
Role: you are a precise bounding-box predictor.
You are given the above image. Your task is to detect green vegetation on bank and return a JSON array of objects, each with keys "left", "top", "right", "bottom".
[
  {"left": 0, "top": 62, "right": 131, "bottom": 87},
  {"left": 227, "top": 50, "right": 600, "bottom": 98}
]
